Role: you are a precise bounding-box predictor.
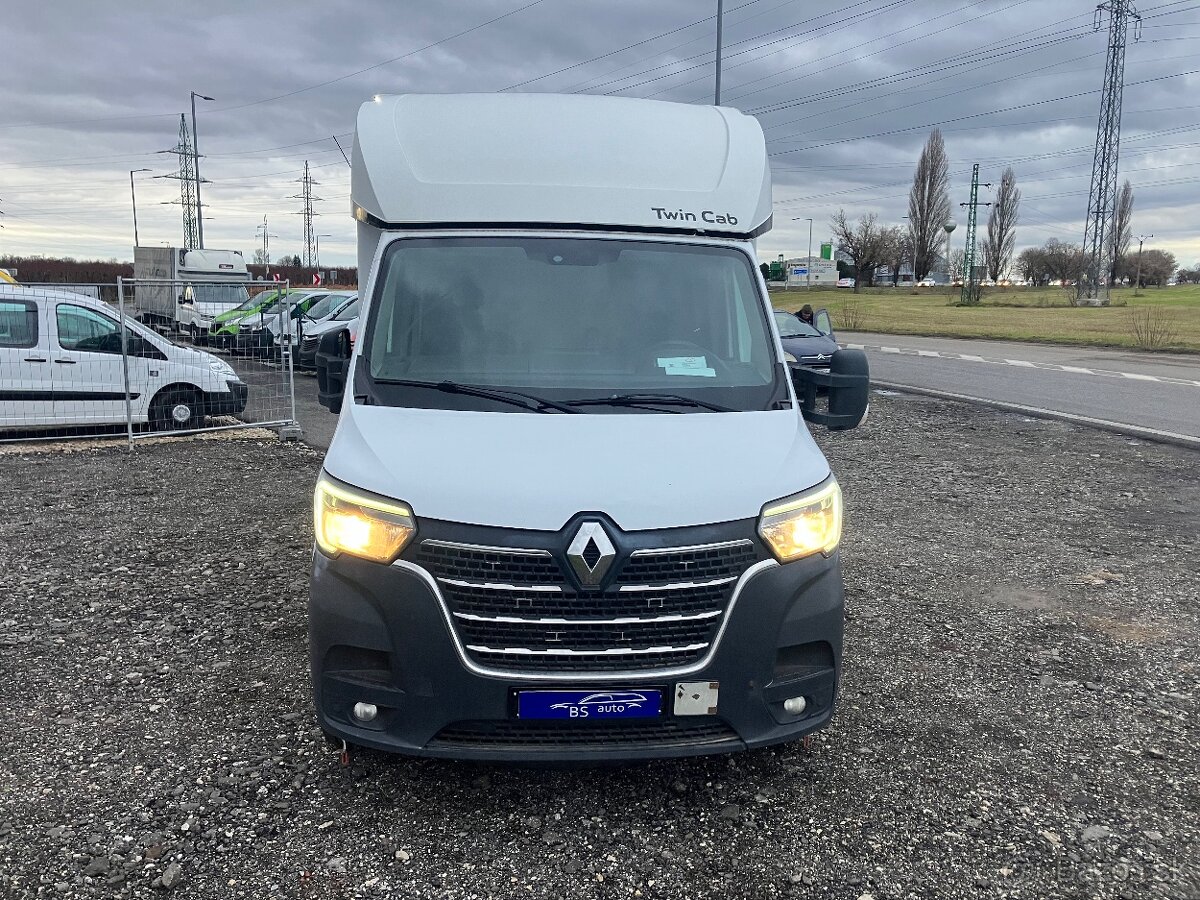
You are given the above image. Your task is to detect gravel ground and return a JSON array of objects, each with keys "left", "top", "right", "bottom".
[{"left": 1, "top": 395, "right": 1197, "bottom": 900}]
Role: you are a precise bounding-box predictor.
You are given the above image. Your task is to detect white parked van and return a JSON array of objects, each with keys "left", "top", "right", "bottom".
[
  {"left": 0, "top": 287, "right": 247, "bottom": 431},
  {"left": 308, "top": 94, "right": 869, "bottom": 762}
]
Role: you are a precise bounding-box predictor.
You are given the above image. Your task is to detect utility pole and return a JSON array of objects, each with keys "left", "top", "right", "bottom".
[
  {"left": 156, "top": 115, "right": 201, "bottom": 249},
  {"left": 714, "top": 0, "right": 724, "bottom": 105},
  {"left": 316, "top": 234, "right": 332, "bottom": 269},
  {"left": 290, "top": 162, "right": 323, "bottom": 267},
  {"left": 805, "top": 218, "right": 813, "bottom": 291},
  {"left": 257, "top": 216, "right": 278, "bottom": 275},
  {"left": 1080, "top": 0, "right": 1141, "bottom": 305},
  {"left": 1134, "top": 232, "right": 1152, "bottom": 295},
  {"left": 129, "top": 169, "right": 150, "bottom": 247},
  {"left": 190, "top": 92, "right": 214, "bottom": 249},
  {"left": 959, "top": 164, "right": 992, "bottom": 305}
]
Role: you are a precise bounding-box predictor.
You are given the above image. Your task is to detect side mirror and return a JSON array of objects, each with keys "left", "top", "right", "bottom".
[
  {"left": 789, "top": 349, "right": 870, "bottom": 431},
  {"left": 316, "top": 329, "right": 352, "bottom": 413}
]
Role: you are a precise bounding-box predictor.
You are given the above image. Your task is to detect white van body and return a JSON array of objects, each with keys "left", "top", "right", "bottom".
[
  {"left": 309, "top": 94, "right": 865, "bottom": 762},
  {"left": 0, "top": 287, "right": 247, "bottom": 431},
  {"left": 132, "top": 247, "right": 251, "bottom": 337}
]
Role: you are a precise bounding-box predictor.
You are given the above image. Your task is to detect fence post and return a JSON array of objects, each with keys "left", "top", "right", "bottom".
[
  {"left": 279, "top": 280, "right": 303, "bottom": 441},
  {"left": 117, "top": 277, "right": 135, "bottom": 451}
]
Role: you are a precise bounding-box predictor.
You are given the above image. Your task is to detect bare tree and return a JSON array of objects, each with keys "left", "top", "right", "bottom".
[
  {"left": 983, "top": 167, "right": 1020, "bottom": 283},
  {"left": 908, "top": 129, "right": 952, "bottom": 282},
  {"left": 948, "top": 248, "right": 966, "bottom": 283},
  {"left": 1041, "top": 239, "right": 1085, "bottom": 285},
  {"left": 881, "top": 226, "right": 908, "bottom": 286},
  {"left": 830, "top": 210, "right": 890, "bottom": 293},
  {"left": 1016, "top": 246, "right": 1047, "bottom": 284},
  {"left": 1110, "top": 180, "right": 1134, "bottom": 282}
]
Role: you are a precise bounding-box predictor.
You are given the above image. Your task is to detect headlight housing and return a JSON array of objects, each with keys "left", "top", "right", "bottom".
[
  {"left": 314, "top": 474, "right": 415, "bottom": 564},
  {"left": 208, "top": 358, "right": 235, "bottom": 377},
  {"left": 783, "top": 351, "right": 798, "bottom": 363},
  {"left": 757, "top": 479, "right": 842, "bottom": 562}
]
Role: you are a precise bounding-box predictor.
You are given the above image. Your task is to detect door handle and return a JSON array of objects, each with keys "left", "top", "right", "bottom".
[
  {"left": 53, "top": 358, "right": 78, "bottom": 365},
  {"left": 22, "top": 356, "right": 48, "bottom": 363}
]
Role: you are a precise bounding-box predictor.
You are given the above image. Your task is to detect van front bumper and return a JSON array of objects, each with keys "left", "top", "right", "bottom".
[
  {"left": 204, "top": 379, "right": 248, "bottom": 416},
  {"left": 309, "top": 546, "right": 843, "bottom": 762}
]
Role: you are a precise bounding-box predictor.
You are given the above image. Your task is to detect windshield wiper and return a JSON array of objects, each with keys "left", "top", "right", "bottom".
[
  {"left": 372, "top": 378, "right": 579, "bottom": 414},
  {"left": 565, "top": 393, "right": 734, "bottom": 413}
]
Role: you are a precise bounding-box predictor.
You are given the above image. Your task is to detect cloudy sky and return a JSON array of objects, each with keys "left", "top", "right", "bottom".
[{"left": 2, "top": 0, "right": 1198, "bottom": 270}]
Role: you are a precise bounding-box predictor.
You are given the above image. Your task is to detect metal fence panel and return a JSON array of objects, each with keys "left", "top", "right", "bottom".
[{"left": 0, "top": 279, "right": 299, "bottom": 444}]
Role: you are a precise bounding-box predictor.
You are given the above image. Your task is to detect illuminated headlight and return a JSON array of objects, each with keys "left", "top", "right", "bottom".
[
  {"left": 314, "top": 474, "right": 415, "bottom": 564},
  {"left": 757, "top": 480, "right": 842, "bottom": 562}
]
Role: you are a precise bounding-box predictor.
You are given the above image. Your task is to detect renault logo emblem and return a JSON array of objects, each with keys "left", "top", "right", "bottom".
[{"left": 566, "top": 522, "right": 616, "bottom": 586}]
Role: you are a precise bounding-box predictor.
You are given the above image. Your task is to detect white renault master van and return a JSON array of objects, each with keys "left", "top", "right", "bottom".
[
  {"left": 308, "top": 94, "right": 869, "bottom": 762},
  {"left": 0, "top": 287, "right": 247, "bottom": 432}
]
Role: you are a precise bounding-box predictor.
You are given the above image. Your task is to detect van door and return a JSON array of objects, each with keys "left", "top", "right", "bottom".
[
  {"left": 51, "top": 301, "right": 149, "bottom": 425},
  {"left": 0, "top": 296, "right": 55, "bottom": 427}
]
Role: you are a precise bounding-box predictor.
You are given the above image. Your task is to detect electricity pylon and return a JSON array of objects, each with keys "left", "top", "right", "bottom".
[{"left": 290, "top": 161, "right": 323, "bottom": 267}]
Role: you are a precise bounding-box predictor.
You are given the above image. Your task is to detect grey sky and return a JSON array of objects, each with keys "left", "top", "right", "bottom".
[{"left": 2, "top": 0, "right": 1197, "bottom": 268}]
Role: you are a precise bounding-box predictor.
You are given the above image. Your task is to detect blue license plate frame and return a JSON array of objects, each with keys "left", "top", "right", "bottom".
[{"left": 516, "top": 689, "right": 663, "bottom": 720}]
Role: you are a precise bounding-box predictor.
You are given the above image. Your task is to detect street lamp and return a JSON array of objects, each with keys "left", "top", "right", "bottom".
[
  {"left": 789, "top": 216, "right": 815, "bottom": 289},
  {"left": 943, "top": 219, "right": 957, "bottom": 289},
  {"left": 316, "top": 233, "right": 332, "bottom": 268},
  {"left": 190, "top": 91, "right": 215, "bottom": 249},
  {"left": 129, "top": 169, "right": 151, "bottom": 247},
  {"left": 1134, "top": 233, "right": 1153, "bottom": 295}
]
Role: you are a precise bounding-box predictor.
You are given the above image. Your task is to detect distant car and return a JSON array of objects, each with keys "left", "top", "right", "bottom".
[
  {"left": 918, "top": 277, "right": 937, "bottom": 287},
  {"left": 774, "top": 309, "right": 839, "bottom": 370},
  {"left": 836, "top": 277, "right": 855, "bottom": 289},
  {"left": 298, "top": 295, "right": 361, "bottom": 370}
]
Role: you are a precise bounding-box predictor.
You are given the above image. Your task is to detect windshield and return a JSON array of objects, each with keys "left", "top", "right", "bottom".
[
  {"left": 773, "top": 310, "right": 822, "bottom": 338},
  {"left": 305, "top": 294, "right": 343, "bottom": 320},
  {"left": 189, "top": 283, "right": 251, "bottom": 306},
  {"left": 334, "top": 298, "right": 361, "bottom": 321},
  {"left": 361, "top": 237, "right": 781, "bottom": 413}
]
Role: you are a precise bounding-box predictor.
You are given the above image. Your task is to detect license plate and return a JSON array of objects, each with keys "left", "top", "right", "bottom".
[{"left": 517, "top": 689, "right": 663, "bottom": 720}]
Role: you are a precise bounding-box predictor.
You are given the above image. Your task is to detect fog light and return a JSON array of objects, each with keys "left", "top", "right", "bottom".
[
  {"left": 783, "top": 696, "right": 808, "bottom": 715},
  {"left": 352, "top": 702, "right": 378, "bottom": 722}
]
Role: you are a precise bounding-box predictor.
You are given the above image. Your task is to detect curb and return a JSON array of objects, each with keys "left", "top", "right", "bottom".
[{"left": 873, "top": 380, "right": 1200, "bottom": 453}]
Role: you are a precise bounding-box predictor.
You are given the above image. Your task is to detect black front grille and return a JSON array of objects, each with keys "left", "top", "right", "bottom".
[
  {"left": 417, "top": 542, "right": 565, "bottom": 586},
  {"left": 617, "top": 543, "right": 759, "bottom": 585},
  {"left": 429, "top": 719, "right": 740, "bottom": 750},
  {"left": 445, "top": 582, "right": 729, "bottom": 618},
  {"left": 455, "top": 617, "right": 714, "bottom": 651},
  {"left": 416, "top": 537, "right": 759, "bottom": 674}
]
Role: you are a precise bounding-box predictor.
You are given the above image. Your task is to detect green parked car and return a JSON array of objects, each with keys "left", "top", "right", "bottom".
[{"left": 207, "top": 288, "right": 287, "bottom": 352}]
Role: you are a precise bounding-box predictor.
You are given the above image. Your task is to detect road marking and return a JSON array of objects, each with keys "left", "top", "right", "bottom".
[{"left": 841, "top": 343, "right": 1196, "bottom": 387}]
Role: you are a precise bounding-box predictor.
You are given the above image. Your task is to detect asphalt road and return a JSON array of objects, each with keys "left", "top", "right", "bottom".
[{"left": 839, "top": 332, "right": 1200, "bottom": 444}]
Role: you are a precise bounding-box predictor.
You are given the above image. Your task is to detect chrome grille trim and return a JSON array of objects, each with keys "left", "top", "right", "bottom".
[
  {"left": 438, "top": 577, "right": 562, "bottom": 593},
  {"left": 628, "top": 539, "right": 754, "bottom": 557},
  {"left": 465, "top": 643, "right": 710, "bottom": 657},
  {"left": 421, "top": 539, "right": 551, "bottom": 557},
  {"left": 618, "top": 576, "right": 737, "bottom": 592},
  {"left": 452, "top": 610, "right": 722, "bottom": 625}
]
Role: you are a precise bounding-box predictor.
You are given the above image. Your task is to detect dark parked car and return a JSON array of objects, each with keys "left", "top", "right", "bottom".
[{"left": 773, "top": 308, "right": 839, "bottom": 369}]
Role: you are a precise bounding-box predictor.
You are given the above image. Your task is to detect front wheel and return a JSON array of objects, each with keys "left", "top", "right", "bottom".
[{"left": 150, "top": 387, "right": 204, "bottom": 432}]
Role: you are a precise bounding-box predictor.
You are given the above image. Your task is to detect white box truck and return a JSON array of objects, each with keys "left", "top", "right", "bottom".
[
  {"left": 132, "top": 246, "right": 251, "bottom": 342},
  {"left": 307, "top": 93, "right": 870, "bottom": 762}
]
